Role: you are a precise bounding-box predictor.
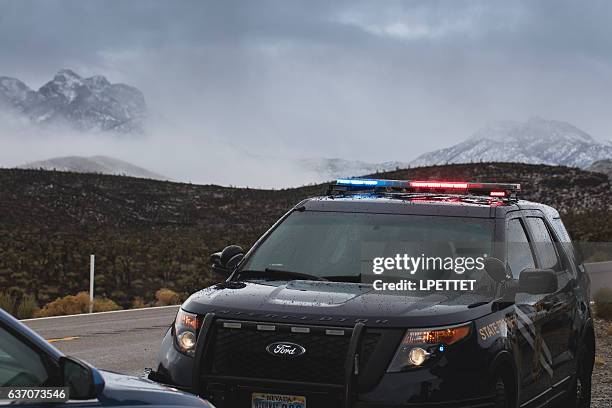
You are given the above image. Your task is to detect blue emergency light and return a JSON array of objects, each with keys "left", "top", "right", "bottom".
[{"left": 335, "top": 178, "right": 410, "bottom": 188}]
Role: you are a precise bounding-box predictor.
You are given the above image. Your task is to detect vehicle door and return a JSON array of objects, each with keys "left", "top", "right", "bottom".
[
  {"left": 505, "top": 213, "right": 550, "bottom": 403},
  {"left": 524, "top": 214, "right": 577, "bottom": 387},
  {"left": 0, "top": 319, "right": 101, "bottom": 407}
]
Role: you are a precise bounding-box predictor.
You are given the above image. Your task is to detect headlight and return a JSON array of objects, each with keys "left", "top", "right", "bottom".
[
  {"left": 387, "top": 323, "right": 471, "bottom": 372},
  {"left": 174, "top": 309, "right": 200, "bottom": 356}
]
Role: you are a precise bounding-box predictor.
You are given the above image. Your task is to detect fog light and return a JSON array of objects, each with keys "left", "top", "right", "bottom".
[
  {"left": 408, "top": 347, "right": 430, "bottom": 366},
  {"left": 178, "top": 331, "right": 196, "bottom": 351}
]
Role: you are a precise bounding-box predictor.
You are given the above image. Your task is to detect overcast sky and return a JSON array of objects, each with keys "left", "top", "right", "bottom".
[{"left": 1, "top": 0, "right": 612, "bottom": 185}]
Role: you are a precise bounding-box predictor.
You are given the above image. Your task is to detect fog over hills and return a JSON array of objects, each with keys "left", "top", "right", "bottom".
[
  {"left": 287, "top": 118, "right": 612, "bottom": 181},
  {"left": 3, "top": 76, "right": 612, "bottom": 187},
  {"left": 410, "top": 118, "right": 612, "bottom": 169},
  {"left": 19, "top": 156, "right": 166, "bottom": 180},
  {"left": 0, "top": 69, "right": 146, "bottom": 133}
]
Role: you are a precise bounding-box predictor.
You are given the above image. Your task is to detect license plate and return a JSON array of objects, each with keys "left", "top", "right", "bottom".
[{"left": 251, "top": 392, "right": 306, "bottom": 408}]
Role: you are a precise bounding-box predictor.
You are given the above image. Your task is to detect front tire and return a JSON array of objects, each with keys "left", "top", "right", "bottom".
[
  {"left": 492, "top": 376, "right": 509, "bottom": 408},
  {"left": 564, "top": 337, "right": 594, "bottom": 408}
]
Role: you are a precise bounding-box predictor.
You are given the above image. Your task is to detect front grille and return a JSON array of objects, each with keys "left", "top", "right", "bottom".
[{"left": 207, "top": 320, "right": 379, "bottom": 385}]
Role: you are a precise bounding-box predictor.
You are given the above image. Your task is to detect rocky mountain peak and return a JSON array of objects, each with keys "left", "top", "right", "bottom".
[
  {"left": 0, "top": 69, "right": 146, "bottom": 134},
  {"left": 470, "top": 117, "right": 595, "bottom": 144},
  {"left": 84, "top": 75, "right": 111, "bottom": 89},
  {"left": 0, "top": 76, "right": 39, "bottom": 107}
]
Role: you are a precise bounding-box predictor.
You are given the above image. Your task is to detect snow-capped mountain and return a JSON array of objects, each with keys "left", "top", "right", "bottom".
[
  {"left": 410, "top": 118, "right": 612, "bottom": 169},
  {"left": 0, "top": 69, "right": 146, "bottom": 133},
  {"left": 19, "top": 156, "right": 166, "bottom": 180}
]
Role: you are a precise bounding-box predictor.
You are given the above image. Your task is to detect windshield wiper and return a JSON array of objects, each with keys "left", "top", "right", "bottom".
[
  {"left": 321, "top": 275, "right": 364, "bottom": 283},
  {"left": 237, "top": 268, "right": 328, "bottom": 282}
]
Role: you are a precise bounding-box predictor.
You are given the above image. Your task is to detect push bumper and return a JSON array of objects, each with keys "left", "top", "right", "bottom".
[{"left": 151, "top": 313, "right": 493, "bottom": 408}]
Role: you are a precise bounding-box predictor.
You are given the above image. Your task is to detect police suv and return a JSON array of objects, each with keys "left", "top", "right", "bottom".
[{"left": 150, "top": 178, "right": 595, "bottom": 408}]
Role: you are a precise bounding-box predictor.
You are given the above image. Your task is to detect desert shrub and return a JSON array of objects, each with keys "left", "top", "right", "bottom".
[
  {"left": 16, "top": 294, "right": 39, "bottom": 319},
  {"left": 155, "top": 288, "right": 180, "bottom": 306},
  {"left": 0, "top": 291, "right": 16, "bottom": 314},
  {"left": 36, "top": 293, "right": 89, "bottom": 317},
  {"left": 131, "top": 297, "right": 148, "bottom": 309},
  {"left": 93, "top": 297, "right": 122, "bottom": 312},
  {"left": 594, "top": 287, "right": 612, "bottom": 320},
  {"left": 36, "top": 292, "right": 121, "bottom": 317}
]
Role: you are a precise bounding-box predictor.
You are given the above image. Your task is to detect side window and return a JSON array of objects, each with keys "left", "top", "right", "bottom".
[
  {"left": 552, "top": 217, "right": 580, "bottom": 270},
  {"left": 526, "top": 217, "right": 561, "bottom": 271},
  {"left": 551, "top": 218, "right": 571, "bottom": 243},
  {"left": 0, "top": 326, "right": 49, "bottom": 387},
  {"left": 506, "top": 218, "right": 535, "bottom": 279}
]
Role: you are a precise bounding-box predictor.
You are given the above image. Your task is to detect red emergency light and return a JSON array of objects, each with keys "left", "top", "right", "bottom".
[
  {"left": 489, "top": 191, "right": 507, "bottom": 197},
  {"left": 409, "top": 181, "right": 469, "bottom": 189}
]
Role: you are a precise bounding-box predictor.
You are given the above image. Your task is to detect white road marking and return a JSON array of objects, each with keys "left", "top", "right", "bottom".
[{"left": 21, "top": 305, "right": 180, "bottom": 322}]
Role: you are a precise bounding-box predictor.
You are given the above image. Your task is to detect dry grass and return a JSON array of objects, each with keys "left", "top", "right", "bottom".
[
  {"left": 36, "top": 292, "right": 121, "bottom": 317},
  {"left": 16, "top": 294, "right": 39, "bottom": 319},
  {"left": 0, "top": 292, "right": 39, "bottom": 319},
  {"left": 0, "top": 292, "right": 16, "bottom": 314},
  {"left": 595, "top": 355, "right": 606, "bottom": 367},
  {"left": 155, "top": 288, "right": 181, "bottom": 306},
  {"left": 93, "top": 297, "right": 122, "bottom": 313}
]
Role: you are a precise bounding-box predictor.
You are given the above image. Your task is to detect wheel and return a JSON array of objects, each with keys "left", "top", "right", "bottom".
[
  {"left": 563, "top": 339, "right": 594, "bottom": 408},
  {"left": 572, "top": 347, "right": 593, "bottom": 408},
  {"left": 492, "top": 376, "right": 510, "bottom": 408}
]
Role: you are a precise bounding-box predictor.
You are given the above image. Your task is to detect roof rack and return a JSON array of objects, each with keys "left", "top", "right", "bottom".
[{"left": 327, "top": 178, "right": 521, "bottom": 201}]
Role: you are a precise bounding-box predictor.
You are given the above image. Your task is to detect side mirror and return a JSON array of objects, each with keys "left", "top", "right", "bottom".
[
  {"left": 519, "top": 269, "right": 558, "bottom": 295},
  {"left": 60, "top": 356, "right": 104, "bottom": 400},
  {"left": 484, "top": 257, "right": 509, "bottom": 283},
  {"left": 211, "top": 245, "right": 244, "bottom": 276}
]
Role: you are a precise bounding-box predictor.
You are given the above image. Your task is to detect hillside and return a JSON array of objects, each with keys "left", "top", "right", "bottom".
[
  {"left": 0, "top": 163, "right": 610, "bottom": 307},
  {"left": 18, "top": 155, "right": 166, "bottom": 180}
]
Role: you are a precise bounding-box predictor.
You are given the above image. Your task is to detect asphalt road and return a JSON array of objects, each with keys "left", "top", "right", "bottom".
[{"left": 22, "top": 305, "right": 180, "bottom": 376}]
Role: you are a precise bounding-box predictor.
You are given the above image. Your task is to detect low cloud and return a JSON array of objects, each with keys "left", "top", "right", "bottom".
[
  {"left": 0, "top": 111, "right": 326, "bottom": 188},
  {"left": 2, "top": 0, "right": 612, "bottom": 185}
]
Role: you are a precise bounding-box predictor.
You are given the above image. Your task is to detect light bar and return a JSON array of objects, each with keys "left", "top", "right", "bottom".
[{"left": 332, "top": 178, "right": 520, "bottom": 198}]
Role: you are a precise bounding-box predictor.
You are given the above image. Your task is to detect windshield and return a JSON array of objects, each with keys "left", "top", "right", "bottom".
[{"left": 241, "top": 211, "right": 495, "bottom": 293}]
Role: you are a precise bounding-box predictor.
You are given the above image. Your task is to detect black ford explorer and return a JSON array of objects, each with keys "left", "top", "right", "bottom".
[{"left": 149, "top": 178, "right": 595, "bottom": 408}]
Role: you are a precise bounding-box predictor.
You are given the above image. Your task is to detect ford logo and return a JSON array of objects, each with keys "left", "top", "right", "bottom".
[{"left": 266, "top": 342, "right": 306, "bottom": 357}]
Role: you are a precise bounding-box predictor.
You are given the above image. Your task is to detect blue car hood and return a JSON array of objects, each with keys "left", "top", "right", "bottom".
[{"left": 98, "top": 370, "right": 212, "bottom": 407}]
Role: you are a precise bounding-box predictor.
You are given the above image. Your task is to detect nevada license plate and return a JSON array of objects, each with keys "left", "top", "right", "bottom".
[{"left": 251, "top": 392, "right": 306, "bottom": 408}]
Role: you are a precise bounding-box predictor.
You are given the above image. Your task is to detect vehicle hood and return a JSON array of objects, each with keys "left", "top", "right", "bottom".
[
  {"left": 98, "top": 370, "right": 213, "bottom": 407},
  {"left": 182, "top": 280, "right": 494, "bottom": 328}
]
